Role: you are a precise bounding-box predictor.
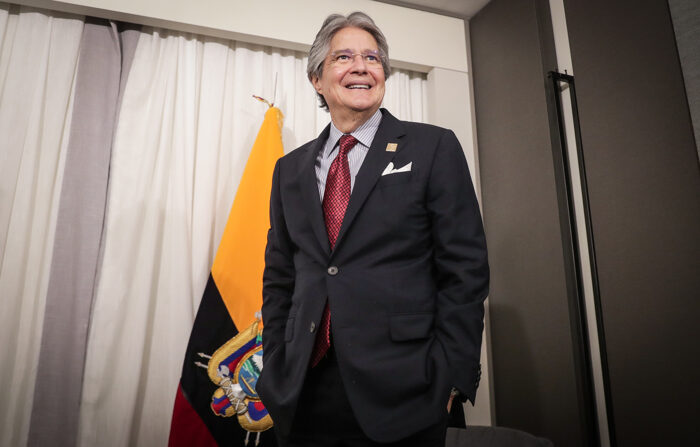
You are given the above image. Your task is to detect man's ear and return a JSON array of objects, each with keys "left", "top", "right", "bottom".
[{"left": 311, "top": 75, "right": 323, "bottom": 95}]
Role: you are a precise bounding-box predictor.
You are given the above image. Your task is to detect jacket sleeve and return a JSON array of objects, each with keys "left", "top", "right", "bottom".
[
  {"left": 261, "top": 160, "right": 295, "bottom": 360},
  {"left": 426, "top": 129, "right": 489, "bottom": 404}
]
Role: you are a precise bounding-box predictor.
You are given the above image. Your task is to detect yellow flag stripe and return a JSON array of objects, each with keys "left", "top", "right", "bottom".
[{"left": 212, "top": 107, "right": 284, "bottom": 331}]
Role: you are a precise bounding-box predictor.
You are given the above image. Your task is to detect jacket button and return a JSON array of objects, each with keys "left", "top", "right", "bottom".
[
  {"left": 327, "top": 266, "right": 338, "bottom": 275},
  {"left": 310, "top": 322, "right": 316, "bottom": 333}
]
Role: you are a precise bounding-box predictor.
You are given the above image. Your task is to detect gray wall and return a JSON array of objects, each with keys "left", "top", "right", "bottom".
[
  {"left": 563, "top": 0, "right": 700, "bottom": 444},
  {"left": 473, "top": 0, "right": 700, "bottom": 444},
  {"left": 470, "top": 0, "right": 594, "bottom": 445}
]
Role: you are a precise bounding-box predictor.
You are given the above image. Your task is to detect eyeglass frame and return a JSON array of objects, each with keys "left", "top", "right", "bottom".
[{"left": 328, "top": 49, "right": 383, "bottom": 66}]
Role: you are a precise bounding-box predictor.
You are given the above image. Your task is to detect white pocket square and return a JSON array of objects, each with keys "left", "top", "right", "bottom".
[{"left": 381, "top": 161, "right": 412, "bottom": 176}]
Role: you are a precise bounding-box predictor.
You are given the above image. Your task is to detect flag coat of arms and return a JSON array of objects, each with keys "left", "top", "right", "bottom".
[{"left": 168, "top": 106, "right": 284, "bottom": 446}]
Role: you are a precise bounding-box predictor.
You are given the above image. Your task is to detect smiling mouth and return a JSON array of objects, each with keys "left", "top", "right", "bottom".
[{"left": 346, "top": 84, "right": 371, "bottom": 89}]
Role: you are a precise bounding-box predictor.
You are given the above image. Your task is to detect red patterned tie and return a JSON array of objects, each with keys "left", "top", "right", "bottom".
[{"left": 310, "top": 134, "right": 358, "bottom": 367}]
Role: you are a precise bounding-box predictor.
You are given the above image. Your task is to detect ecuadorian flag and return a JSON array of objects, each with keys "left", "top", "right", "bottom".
[{"left": 168, "top": 107, "right": 284, "bottom": 446}]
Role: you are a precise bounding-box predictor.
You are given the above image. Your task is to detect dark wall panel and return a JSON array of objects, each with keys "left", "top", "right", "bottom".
[
  {"left": 471, "top": 0, "right": 592, "bottom": 445},
  {"left": 563, "top": 0, "right": 700, "bottom": 444}
]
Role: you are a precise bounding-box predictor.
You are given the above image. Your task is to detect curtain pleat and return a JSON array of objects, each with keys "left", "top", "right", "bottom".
[
  {"left": 26, "top": 18, "right": 140, "bottom": 447},
  {"left": 0, "top": 4, "right": 84, "bottom": 447},
  {"left": 384, "top": 68, "right": 428, "bottom": 122}
]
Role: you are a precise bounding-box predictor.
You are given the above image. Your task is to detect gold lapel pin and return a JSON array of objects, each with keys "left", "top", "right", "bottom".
[{"left": 385, "top": 143, "right": 398, "bottom": 152}]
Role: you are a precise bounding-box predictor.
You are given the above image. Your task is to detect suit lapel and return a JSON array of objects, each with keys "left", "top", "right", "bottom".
[
  {"left": 300, "top": 124, "right": 332, "bottom": 256},
  {"left": 332, "top": 109, "right": 406, "bottom": 256}
]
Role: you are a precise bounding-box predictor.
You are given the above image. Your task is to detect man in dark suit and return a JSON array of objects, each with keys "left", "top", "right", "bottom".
[{"left": 256, "top": 11, "right": 489, "bottom": 446}]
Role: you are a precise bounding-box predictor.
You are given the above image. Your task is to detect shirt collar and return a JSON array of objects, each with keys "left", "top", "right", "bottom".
[{"left": 325, "top": 109, "right": 383, "bottom": 158}]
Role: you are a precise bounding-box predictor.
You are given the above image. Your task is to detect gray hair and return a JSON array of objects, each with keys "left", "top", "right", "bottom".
[{"left": 307, "top": 12, "right": 391, "bottom": 110}]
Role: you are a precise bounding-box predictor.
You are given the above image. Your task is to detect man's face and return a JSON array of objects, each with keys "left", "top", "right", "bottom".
[{"left": 312, "top": 27, "right": 386, "bottom": 118}]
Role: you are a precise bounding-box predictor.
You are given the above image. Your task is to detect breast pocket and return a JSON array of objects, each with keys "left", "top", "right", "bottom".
[{"left": 377, "top": 172, "right": 412, "bottom": 188}]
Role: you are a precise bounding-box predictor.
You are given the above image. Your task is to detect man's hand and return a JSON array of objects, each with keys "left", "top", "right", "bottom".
[{"left": 447, "top": 393, "right": 455, "bottom": 412}]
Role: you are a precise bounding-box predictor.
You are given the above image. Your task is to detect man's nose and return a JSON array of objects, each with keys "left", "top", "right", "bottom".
[{"left": 349, "top": 54, "right": 368, "bottom": 72}]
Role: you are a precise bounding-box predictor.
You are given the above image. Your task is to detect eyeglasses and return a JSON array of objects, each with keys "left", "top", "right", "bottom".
[{"left": 329, "top": 49, "right": 382, "bottom": 66}]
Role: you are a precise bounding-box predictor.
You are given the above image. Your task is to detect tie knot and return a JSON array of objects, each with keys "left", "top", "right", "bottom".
[{"left": 338, "top": 134, "right": 358, "bottom": 156}]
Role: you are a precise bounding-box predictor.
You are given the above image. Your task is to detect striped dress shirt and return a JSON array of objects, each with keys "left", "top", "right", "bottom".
[{"left": 315, "top": 109, "right": 383, "bottom": 200}]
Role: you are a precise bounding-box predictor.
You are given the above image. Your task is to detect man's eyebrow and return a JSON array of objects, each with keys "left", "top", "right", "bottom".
[{"left": 332, "top": 48, "right": 379, "bottom": 54}]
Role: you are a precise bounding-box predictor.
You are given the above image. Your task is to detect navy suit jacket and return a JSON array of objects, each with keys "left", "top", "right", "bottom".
[{"left": 256, "top": 108, "right": 489, "bottom": 442}]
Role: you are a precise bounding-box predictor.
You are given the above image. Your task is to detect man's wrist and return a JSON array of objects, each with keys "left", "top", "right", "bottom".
[{"left": 450, "top": 386, "right": 470, "bottom": 403}]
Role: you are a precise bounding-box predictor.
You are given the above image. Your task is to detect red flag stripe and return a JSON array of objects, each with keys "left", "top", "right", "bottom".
[{"left": 168, "top": 384, "right": 218, "bottom": 447}]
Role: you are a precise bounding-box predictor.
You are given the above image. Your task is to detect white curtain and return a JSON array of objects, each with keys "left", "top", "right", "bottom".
[
  {"left": 0, "top": 4, "right": 83, "bottom": 447},
  {"left": 384, "top": 67, "right": 428, "bottom": 123}
]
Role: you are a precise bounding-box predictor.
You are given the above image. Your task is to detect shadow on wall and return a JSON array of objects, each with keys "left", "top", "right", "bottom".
[{"left": 488, "top": 302, "right": 549, "bottom": 437}]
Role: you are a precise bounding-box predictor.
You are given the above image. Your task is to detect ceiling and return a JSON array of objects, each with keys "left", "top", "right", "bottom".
[{"left": 374, "top": 0, "right": 492, "bottom": 18}]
